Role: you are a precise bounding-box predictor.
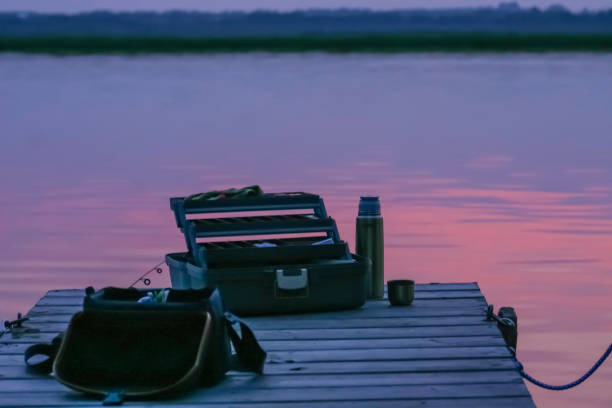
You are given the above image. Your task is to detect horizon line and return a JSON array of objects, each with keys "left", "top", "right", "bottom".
[{"left": 3, "top": 5, "right": 612, "bottom": 17}]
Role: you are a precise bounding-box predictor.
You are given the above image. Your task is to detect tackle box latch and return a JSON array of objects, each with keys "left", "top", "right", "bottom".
[{"left": 275, "top": 268, "right": 309, "bottom": 298}]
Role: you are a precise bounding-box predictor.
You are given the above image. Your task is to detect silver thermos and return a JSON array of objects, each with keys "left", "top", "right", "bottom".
[{"left": 356, "top": 196, "right": 384, "bottom": 299}]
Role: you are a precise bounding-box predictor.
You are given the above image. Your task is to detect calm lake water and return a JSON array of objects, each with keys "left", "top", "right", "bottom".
[{"left": 1, "top": 53, "right": 611, "bottom": 406}]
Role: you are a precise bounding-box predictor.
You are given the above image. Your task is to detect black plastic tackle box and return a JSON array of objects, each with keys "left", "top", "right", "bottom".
[{"left": 168, "top": 191, "right": 369, "bottom": 315}]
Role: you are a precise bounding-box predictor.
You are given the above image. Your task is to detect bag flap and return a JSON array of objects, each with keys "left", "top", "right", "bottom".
[{"left": 53, "top": 309, "right": 212, "bottom": 398}]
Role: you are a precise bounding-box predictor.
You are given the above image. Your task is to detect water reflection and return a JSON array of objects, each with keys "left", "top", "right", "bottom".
[{"left": 1, "top": 53, "right": 611, "bottom": 407}]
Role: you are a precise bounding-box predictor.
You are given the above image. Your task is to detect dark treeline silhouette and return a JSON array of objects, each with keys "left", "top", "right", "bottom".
[{"left": 2, "top": 3, "right": 612, "bottom": 37}]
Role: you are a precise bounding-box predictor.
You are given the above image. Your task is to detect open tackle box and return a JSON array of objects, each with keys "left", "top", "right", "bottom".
[{"left": 168, "top": 192, "right": 369, "bottom": 315}]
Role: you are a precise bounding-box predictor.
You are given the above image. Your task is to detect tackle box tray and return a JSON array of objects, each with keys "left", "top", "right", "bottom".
[
  {"left": 180, "top": 191, "right": 322, "bottom": 211},
  {"left": 203, "top": 236, "right": 349, "bottom": 268},
  {"left": 170, "top": 192, "right": 326, "bottom": 230},
  {"left": 189, "top": 214, "right": 336, "bottom": 238}
]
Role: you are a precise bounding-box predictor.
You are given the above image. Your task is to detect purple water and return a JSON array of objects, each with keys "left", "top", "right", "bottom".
[{"left": 1, "top": 53, "right": 611, "bottom": 406}]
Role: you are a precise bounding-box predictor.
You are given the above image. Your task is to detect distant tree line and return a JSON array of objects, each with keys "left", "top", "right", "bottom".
[
  {"left": 1, "top": 5, "right": 612, "bottom": 37},
  {"left": 4, "top": 33, "right": 612, "bottom": 54}
]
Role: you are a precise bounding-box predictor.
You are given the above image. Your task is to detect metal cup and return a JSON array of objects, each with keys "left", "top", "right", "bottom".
[{"left": 387, "top": 280, "right": 415, "bottom": 306}]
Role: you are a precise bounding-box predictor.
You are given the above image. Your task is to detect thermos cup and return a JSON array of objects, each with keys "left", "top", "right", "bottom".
[{"left": 356, "top": 196, "right": 384, "bottom": 299}]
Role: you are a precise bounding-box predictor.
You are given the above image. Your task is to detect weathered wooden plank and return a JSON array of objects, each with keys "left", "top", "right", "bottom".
[
  {"left": 264, "top": 346, "right": 512, "bottom": 364},
  {"left": 32, "top": 290, "right": 482, "bottom": 306},
  {"left": 393, "top": 282, "right": 480, "bottom": 291},
  {"left": 409, "top": 290, "right": 484, "bottom": 299},
  {"left": 0, "top": 399, "right": 535, "bottom": 408},
  {"left": 25, "top": 291, "right": 484, "bottom": 316},
  {"left": 7, "top": 400, "right": 536, "bottom": 408},
  {"left": 244, "top": 316, "right": 490, "bottom": 329},
  {"left": 40, "top": 283, "right": 480, "bottom": 298},
  {"left": 0, "top": 400, "right": 536, "bottom": 408},
  {"left": 0, "top": 371, "right": 524, "bottom": 392},
  {"left": 6, "top": 316, "right": 492, "bottom": 337},
  {"left": 43, "top": 289, "right": 84, "bottom": 297},
  {"left": 243, "top": 312, "right": 488, "bottom": 324},
  {"left": 251, "top": 358, "right": 519, "bottom": 376},
  {"left": 1, "top": 356, "right": 518, "bottom": 374},
  {"left": 0, "top": 341, "right": 29, "bottom": 355},
  {"left": 1, "top": 325, "right": 502, "bottom": 349},
  {"left": 0, "top": 353, "right": 22, "bottom": 365},
  {"left": 24, "top": 306, "right": 80, "bottom": 317},
  {"left": 259, "top": 336, "right": 508, "bottom": 351},
  {"left": 23, "top": 304, "right": 488, "bottom": 326},
  {"left": 0, "top": 383, "right": 531, "bottom": 405},
  {"left": 351, "top": 297, "right": 487, "bottom": 309},
  {"left": 2, "top": 335, "right": 508, "bottom": 352},
  {"left": 365, "top": 297, "right": 486, "bottom": 306},
  {"left": 25, "top": 298, "right": 487, "bottom": 319},
  {"left": 6, "top": 342, "right": 511, "bottom": 362},
  {"left": 22, "top": 307, "right": 488, "bottom": 329},
  {"left": 250, "top": 324, "right": 501, "bottom": 340},
  {"left": 0, "top": 328, "right": 49, "bottom": 343},
  {"left": 254, "top": 300, "right": 487, "bottom": 315},
  {"left": 33, "top": 290, "right": 483, "bottom": 308}
]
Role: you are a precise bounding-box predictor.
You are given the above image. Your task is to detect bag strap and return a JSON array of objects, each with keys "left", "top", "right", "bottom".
[
  {"left": 24, "top": 334, "right": 63, "bottom": 375},
  {"left": 225, "top": 312, "right": 266, "bottom": 374}
]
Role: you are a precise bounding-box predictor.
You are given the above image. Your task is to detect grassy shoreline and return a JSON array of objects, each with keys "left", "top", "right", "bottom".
[{"left": 2, "top": 33, "right": 612, "bottom": 54}]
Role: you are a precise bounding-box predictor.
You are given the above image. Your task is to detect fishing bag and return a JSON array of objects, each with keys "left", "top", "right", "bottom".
[{"left": 24, "top": 287, "right": 266, "bottom": 405}]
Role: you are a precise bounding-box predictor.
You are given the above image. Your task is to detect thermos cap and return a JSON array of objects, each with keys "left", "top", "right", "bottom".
[{"left": 358, "top": 196, "right": 381, "bottom": 216}]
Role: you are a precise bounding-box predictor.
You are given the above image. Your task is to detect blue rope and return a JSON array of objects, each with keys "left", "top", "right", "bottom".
[{"left": 514, "top": 343, "right": 612, "bottom": 391}]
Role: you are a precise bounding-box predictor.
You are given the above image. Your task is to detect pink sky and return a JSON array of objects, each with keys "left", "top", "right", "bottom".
[{"left": 0, "top": 0, "right": 610, "bottom": 13}]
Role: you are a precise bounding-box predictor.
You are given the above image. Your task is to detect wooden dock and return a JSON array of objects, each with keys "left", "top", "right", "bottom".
[{"left": 0, "top": 282, "right": 535, "bottom": 407}]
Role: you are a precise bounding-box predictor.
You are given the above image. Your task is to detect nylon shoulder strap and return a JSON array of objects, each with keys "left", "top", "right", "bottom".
[
  {"left": 24, "top": 334, "right": 63, "bottom": 375},
  {"left": 225, "top": 312, "right": 266, "bottom": 374}
]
